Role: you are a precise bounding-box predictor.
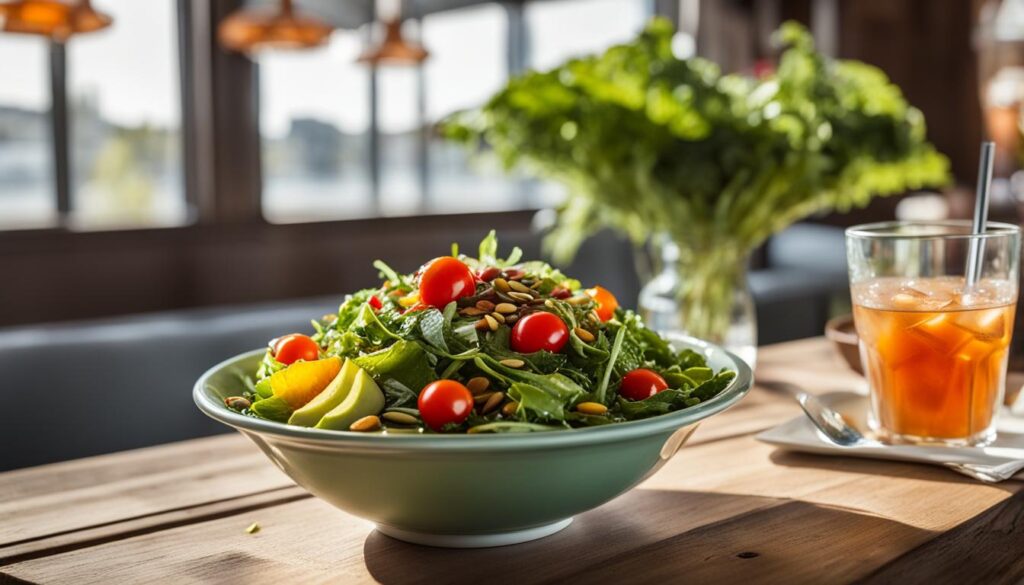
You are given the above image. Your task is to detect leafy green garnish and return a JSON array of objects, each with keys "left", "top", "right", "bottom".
[
  {"left": 354, "top": 340, "right": 437, "bottom": 395},
  {"left": 249, "top": 396, "right": 292, "bottom": 422},
  {"left": 595, "top": 324, "right": 626, "bottom": 404}
]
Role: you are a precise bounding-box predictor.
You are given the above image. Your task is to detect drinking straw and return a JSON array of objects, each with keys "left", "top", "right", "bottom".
[{"left": 965, "top": 141, "right": 996, "bottom": 288}]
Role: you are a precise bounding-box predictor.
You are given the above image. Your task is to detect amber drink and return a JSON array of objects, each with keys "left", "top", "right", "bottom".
[{"left": 847, "top": 222, "right": 1020, "bottom": 446}]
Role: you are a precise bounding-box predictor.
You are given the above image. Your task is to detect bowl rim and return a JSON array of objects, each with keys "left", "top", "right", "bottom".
[{"left": 193, "top": 335, "right": 753, "bottom": 451}]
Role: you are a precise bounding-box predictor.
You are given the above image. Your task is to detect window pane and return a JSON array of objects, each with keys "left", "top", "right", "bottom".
[
  {"left": 422, "top": 4, "right": 527, "bottom": 214},
  {"left": 67, "top": 0, "right": 185, "bottom": 229},
  {"left": 378, "top": 63, "right": 421, "bottom": 215},
  {"left": 260, "top": 30, "right": 374, "bottom": 223},
  {"left": 0, "top": 35, "right": 54, "bottom": 230},
  {"left": 526, "top": 0, "right": 648, "bottom": 70}
]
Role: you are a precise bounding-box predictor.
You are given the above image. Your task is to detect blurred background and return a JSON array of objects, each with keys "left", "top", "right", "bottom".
[{"left": 2, "top": 0, "right": 1022, "bottom": 469}]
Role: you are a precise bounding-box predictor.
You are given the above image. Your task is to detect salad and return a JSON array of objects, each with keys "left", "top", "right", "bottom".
[{"left": 224, "top": 232, "right": 736, "bottom": 434}]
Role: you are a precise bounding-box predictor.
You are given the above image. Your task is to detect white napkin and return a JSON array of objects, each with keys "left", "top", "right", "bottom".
[{"left": 757, "top": 392, "right": 1024, "bottom": 480}]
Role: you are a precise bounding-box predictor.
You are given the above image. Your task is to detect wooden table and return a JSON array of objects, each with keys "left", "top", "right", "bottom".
[{"left": 3, "top": 337, "right": 1023, "bottom": 584}]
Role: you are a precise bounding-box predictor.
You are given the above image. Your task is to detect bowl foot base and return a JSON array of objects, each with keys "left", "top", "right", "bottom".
[{"left": 375, "top": 517, "right": 573, "bottom": 548}]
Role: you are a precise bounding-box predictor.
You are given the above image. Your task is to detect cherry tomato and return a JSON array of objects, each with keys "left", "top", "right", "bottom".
[
  {"left": 619, "top": 368, "right": 669, "bottom": 401},
  {"left": 273, "top": 334, "right": 320, "bottom": 365},
  {"left": 368, "top": 295, "right": 383, "bottom": 310},
  {"left": 418, "top": 380, "right": 474, "bottom": 431},
  {"left": 419, "top": 257, "right": 476, "bottom": 308},
  {"left": 586, "top": 286, "right": 619, "bottom": 321},
  {"left": 510, "top": 312, "right": 569, "bottom": 353}
]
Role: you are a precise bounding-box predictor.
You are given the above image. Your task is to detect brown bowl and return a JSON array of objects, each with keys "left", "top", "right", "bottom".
[{"left": 825, "top": 314, "right": 863, "bottom": 375}]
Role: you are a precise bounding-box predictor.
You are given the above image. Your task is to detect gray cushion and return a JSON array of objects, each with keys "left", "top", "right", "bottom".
[{"left": 0, "top": 296, "right": 339, "bottom": 471}]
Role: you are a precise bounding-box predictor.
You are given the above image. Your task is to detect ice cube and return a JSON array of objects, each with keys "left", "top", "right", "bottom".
[
  {"left": 905, "top": 313, "right": 973, "bottom": 356},
  {"left": 892, "top": 293, "right": 923, "bottom": 310},
  {"left": 950, "top": 309, "right": 1006, "bottom": 342}
]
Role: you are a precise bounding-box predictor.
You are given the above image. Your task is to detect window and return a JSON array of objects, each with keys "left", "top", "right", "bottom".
[
  {"left": 377, "top": 62, "right": 421, "bottom": 215},
  {"left": 422, "top": 3, "right": 526, "bottom": 214},
  {"left": 2, "top": 0, "right": 669, "bottom": 231},
  {"left": 66, "top": 0, "right": 186, "bottom": 229},
  {"left": 260, "top": 29, "right": 374, "bottom": 223},
  {"left": 526, "top": 0, "right": 649, "bottom": 70},
  {"left": 257, "top": 0, "right": 656, "bottom": 223},
  {"left": 0, "top": 0, "right": 185, "bottom": 231},
  {"left": 0, "top": 35, "right": 53, "bottom": 229}
]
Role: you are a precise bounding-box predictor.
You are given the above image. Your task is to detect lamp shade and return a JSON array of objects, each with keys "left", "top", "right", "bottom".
[
  {"left": 0, "top": 0, "right": 111, "bottom": 41},
  {"left": 357, "top": 18, "right": 428, "bottom": 65},
  {"left": 218, "top": 0, "right": 332, "bottom": 54}
]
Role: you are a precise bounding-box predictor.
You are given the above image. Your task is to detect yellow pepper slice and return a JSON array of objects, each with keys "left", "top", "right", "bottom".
[{"left": 270, "top": 356, "right": 343, "bottom": 409}]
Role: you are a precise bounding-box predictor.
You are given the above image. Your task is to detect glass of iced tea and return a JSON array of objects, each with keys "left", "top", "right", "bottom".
[{"left": 847, "top": 221, "right": 1020, "bottom": 446}]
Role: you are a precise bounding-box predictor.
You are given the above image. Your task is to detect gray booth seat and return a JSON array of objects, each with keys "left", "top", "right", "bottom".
[
  {"left": 0, "top": 296, "right": 339, "bottom": 472},
  {"left": 0, "top": 223, "right": 848, "bottom": 471},
  {"left": 754, "top": 223, "right": 850, "bottom": 344}
]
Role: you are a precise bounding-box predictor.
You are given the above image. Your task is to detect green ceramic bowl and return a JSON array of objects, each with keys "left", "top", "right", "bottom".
[{"left": 194, "top": 335, "right": 752, "bottom": 548}]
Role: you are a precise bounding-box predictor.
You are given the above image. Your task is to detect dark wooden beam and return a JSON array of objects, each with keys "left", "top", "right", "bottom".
[
  {"left": 208, "top": 0, "right": 264, "bottom": 224},
  {"left": 48, "top": 41, "right": 70, "bottom": 220}
]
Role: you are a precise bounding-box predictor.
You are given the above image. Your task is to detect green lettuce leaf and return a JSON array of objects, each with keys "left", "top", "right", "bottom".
[{"left": 354, "top": 340, "right": 437, "bottom": 395}]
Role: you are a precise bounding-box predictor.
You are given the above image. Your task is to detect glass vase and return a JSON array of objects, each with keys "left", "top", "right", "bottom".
[{"left": 638, "top": 239, "right": 758, "bottom": 369}]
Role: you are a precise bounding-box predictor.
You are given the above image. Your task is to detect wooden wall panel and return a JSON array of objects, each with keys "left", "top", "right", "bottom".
[{"left": 837, "top": 0, "right": 983, "bottom": 182}]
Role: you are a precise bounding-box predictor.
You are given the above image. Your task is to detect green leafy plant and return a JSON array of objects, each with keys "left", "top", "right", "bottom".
[{"left": 443, "top": 19, "right": 950, "bottom": 340}]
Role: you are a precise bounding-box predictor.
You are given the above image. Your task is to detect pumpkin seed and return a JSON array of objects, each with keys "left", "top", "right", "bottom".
[
  {"left": 224, "top": 396, "right": 251, "bottom": 411},
  {"left": 484, "top": 314, "right": 499, "bottom": 331},
  {"left": 499, "top": 358, "right": 525, "bottom": 369},
  {"left": 574, "top": 327, "right": 595, "bottom": 343},
  {"left": 493, "top": 277, "right": 511, "bottom": 293},
  {"left": 490, "top": 312, "right": 506, "bottom": 324},
  {"left": 508, "top": 280, "right": 532, "bottom": 294},
  {"left": 576, "top": 402, "right": 609, "bottom": 415},
  {"left": 478, "top": 267, "right": 501, "bottom": 282},
  {"left": 350, "top": 415, "right": 382, "bottom": 432},
  {"left": 474, "top": 392, "right": 495, "bottom": 404},
  {"left": 567, "top": 296, "right": 591, "bottom": 305},
  {"left": 530, "top": 280, "right": 543, "bottom": 290},
  {"left": 466, "top": 376, "right": 490, "bottom": 394},
  {"left": 508, "top": 291, "right": 534, "bottom": 302},
  {"left": 494, "top": 302, "right": 517, "bottom": 314},
  {"left": 474, "top": 318, "right": 490, "bottom": 331},
  {"left": 475, "top": 300, "right": 496, "bottom": 311},
  {"left": 502, "top": 401, "right": 519, "bottom": 417},
  {"left": 460, "top": 307, "right": 486, "bottom": 316},
  {"left": 482, "top": 392, "right": 504, "bottom": 414},
  {"left": 382, "top": 411, "right": 419, "bottom": 425}
]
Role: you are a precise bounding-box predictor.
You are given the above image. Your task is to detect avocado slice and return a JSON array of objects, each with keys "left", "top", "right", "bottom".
[
  {"left": 315, "top": 369, "right": 385, "bottom": 431},
  {"left": 288, "top": 359, "right": 359, "bottom": 427}
]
